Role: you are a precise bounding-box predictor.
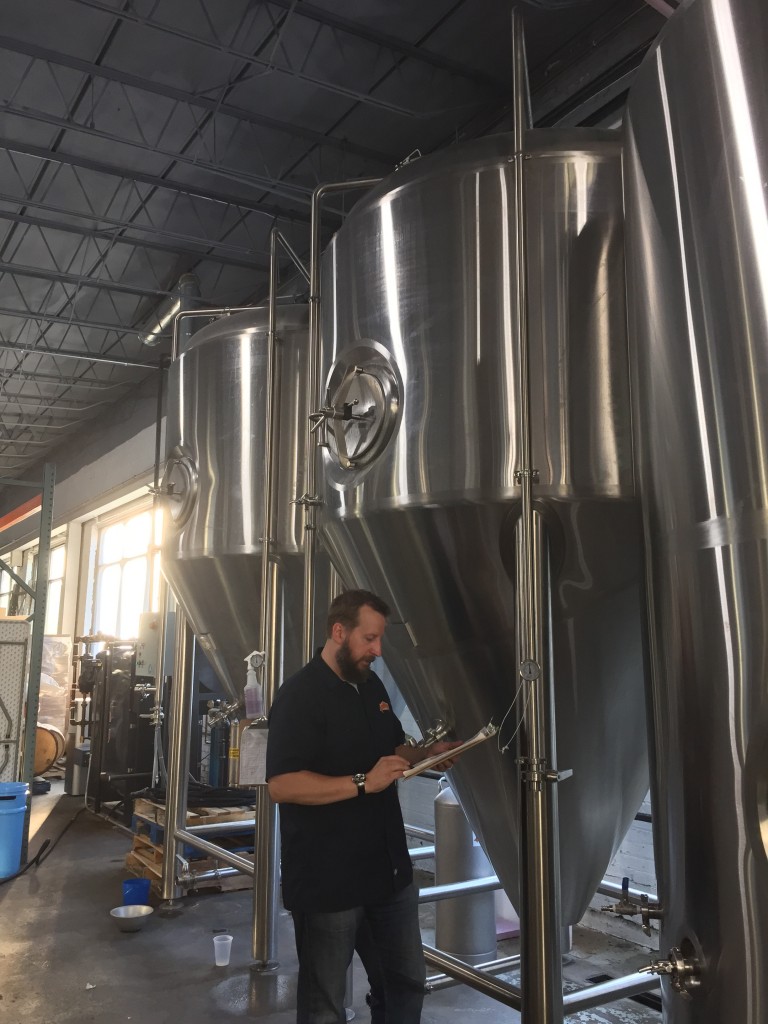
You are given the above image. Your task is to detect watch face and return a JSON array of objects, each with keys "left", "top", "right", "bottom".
[{"left": 353, "top": 773, "right": 365, "bottom": 785}]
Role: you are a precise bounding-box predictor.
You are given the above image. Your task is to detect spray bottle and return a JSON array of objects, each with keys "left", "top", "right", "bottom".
[{"left": 243, "top": 651, "right": 264, "bottom": 719}]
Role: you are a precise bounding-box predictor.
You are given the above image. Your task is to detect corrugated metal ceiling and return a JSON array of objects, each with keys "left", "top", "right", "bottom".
[{"left": 0, "top": 0, "right": 670, "bottom": 482}]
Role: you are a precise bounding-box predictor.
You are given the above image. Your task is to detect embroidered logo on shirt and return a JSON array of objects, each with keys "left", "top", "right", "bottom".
[{"left": 379, "top": 701, "right": 390, "bottom": 713}]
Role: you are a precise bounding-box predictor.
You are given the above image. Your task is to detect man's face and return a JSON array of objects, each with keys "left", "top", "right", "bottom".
[{"left": 335, "top": 604, "right": 386, "bottom": 684}]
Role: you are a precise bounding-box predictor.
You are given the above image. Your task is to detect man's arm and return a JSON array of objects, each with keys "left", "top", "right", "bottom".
[{"left": 268, "top": 754, "right": 410, "bottom": 805}]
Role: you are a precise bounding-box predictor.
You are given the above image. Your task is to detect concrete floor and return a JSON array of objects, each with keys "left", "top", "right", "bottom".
[{"left": 0, "top": 791, "right": 662, "bottom": 1023}]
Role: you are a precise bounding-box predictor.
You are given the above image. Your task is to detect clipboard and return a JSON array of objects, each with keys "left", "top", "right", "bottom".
[{"left": 401, "top": 723, "right": 498, "bottom": 779}]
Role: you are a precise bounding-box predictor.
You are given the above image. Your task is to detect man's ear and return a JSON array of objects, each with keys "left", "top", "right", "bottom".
[{"left": 331, "top": 621, "right": 347, "bottom": 645}]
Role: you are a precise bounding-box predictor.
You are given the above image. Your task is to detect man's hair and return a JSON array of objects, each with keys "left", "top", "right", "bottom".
[{"left": 326, "top": 589, "right": 391, "bottom": 637}]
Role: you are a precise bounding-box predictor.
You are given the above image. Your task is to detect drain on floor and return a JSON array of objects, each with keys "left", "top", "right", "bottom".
[{"left": 586, "top": 974, "right": 662, "bottom": 1013}]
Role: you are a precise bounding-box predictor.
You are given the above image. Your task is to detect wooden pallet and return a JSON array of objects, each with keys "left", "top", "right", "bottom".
[
  {"left": 133, "top": 797, "right": 254, "bottom": 828},
  {"left": 125, "top": 832, "right": 255, "bottom": 896}
]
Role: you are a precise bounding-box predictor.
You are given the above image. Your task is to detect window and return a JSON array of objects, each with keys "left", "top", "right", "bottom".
[
  {"left": 0, "top": 543, "right": 64, "bottom": 630},
  {"left": 45, "top": 545, "right": 66, "bottom": 634},
  {"left": 0, "top": 559, "right": 13, "bottom": 614},
  {"left": 91, "top": 505, "right": 163, "bottom": 639}
]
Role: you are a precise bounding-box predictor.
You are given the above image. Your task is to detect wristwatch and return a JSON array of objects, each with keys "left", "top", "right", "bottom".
[{"left": 352, "top": 772, "right": 366, "bottom": 797}]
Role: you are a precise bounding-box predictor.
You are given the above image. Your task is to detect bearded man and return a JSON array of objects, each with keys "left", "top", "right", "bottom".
[{"left": 266, "top": 589, "right": 459, "bottom": 1024}]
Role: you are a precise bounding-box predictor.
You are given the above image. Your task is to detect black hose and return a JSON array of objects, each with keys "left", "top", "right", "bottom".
[{"left": 0, "top": 806, "right": 86, "bottom": 887}]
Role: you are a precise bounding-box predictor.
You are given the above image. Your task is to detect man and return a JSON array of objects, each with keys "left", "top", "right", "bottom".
[{"left": 266, "top": 589, "right": 460, "bottom": 1024}]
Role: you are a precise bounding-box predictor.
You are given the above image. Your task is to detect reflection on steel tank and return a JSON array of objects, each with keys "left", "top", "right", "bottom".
[
  {"left": 625, "top": 0, "right": 768, "bottom": 1018},
  {"left": 161, "top": 306, "right": 316, "bottom": 702},
  {"left": 316, "top": 130, "right": 650, "bottom": 925}
]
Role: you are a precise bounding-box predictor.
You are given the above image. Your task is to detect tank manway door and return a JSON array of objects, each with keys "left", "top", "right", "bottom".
[
  {"left": 315, "top": 343, "right": 401, "bottom": 470},
  {"left": 160, "top": 446, "right": 198, "bottom": 528}
]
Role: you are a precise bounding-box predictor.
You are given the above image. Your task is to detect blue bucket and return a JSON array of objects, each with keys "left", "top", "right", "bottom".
[
  {"left": 122, "top": 877, "right": 151, "bottom": 905},
  {"left": 0, "top": 782, "right": 28, "bottom": 879}
]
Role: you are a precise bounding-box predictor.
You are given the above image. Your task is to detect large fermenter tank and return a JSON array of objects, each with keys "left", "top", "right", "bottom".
[
  {"left": 317, "top": 130, "right": 649, "bottom": 923},
  {"left": 162, "top": 306, "right": 310, "bottom": 702},
  {"left": 624, "top": 0, "right": 768, "bottom": 1018}
]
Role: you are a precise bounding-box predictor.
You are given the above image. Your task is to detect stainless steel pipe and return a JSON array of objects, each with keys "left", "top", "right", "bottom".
[
  {"left": 173, "top": 827, "right": 255, "bottom": 875},
  {"left": 185, "top": 819, "right": 255, "bottom": 835},
  {"left": 511, "top": 10, "right": 563, "bottom": 1023},
  {"left": 303, "top": 177, "right": 381, "bottom": 662},
  {"left": 422, "top": 944, "right": 522, "bottom": 1010},
  {"left": 408, "top": 845, "right": 435, "bottom": 861},
  {"left": 426, "top": 954, "right": 522, "bottom": 992},
  {"left": 249, "top": 229, "right": 284, "bottom": 970},
  {"left": 562, "top": 972, "right": 660, "bottom": 1013},
  {"left": 418, "top": 876, "right": 501, "bottom": 903},
  {"left": 160, "top": 611, "right": 193, "bottom": 903}
]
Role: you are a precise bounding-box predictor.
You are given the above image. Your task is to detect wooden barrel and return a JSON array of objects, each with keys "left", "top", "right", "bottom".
[{"left": 34, "top": 724, "right": 66, "bottom": 775}]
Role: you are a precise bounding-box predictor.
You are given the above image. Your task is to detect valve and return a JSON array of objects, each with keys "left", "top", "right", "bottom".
[
  {"left": 207, "top": 698, "right": 240, "bottom": 727},
  {"left": 309, "top": 383, "right": 365, "bottom": 450},
  {"left": 639, "top": 946, "right": 701, "bottom": 998},
  {"left": 601, "top": 877, "right": 663, "bottom": 936}
]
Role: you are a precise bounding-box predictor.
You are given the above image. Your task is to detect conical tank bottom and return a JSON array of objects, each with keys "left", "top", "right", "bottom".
[
  {"left": 162, "top": 554, "right": 262, "bottom": 703},
  {"left": 162, "top": 552, "right": 306, "bottom": 704}
]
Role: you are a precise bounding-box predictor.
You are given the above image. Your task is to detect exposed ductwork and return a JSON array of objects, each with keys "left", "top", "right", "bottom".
[{"left": 139, "top": 273, "right": 200, "bottom": 347}]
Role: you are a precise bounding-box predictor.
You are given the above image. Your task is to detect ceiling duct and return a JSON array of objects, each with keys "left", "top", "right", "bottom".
[{"left": 139, "top": 273, "right": 200, "bottom": 347}]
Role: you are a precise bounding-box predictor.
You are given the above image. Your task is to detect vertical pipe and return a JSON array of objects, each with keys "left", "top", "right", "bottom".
[
  {"left": 260, "top": 230, "right": 279, "bottom": 663},
  {"left": 252, "top": 782, "right": 280, "bottom": 968},
  {"left": 19, "top": 462, "right": 55, "bottom": 861},
  {"left": 516, "top": 514, "right": 563, "bottom": 1023},
  {"left": 252, "top": 241, "right": 282, "bottom": 966},
  {"left": 510, "top": 10, "right": 564, "bottom": 1023},
  {"left": 160, "top": 610, "right": 193, "bottom": 903},
  {"left": 304, "top": 179, "right": 381, "bottom": 662}
]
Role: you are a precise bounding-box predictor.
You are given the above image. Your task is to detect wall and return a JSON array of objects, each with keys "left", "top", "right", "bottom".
[{"left": 0, "top": 373, "right": 163, "bottom": 551}]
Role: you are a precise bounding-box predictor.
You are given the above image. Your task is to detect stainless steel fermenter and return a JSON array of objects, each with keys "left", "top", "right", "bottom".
[
  {"left": 161, "top": 305, "right": 311, "bottom": 703},
  {"left": 625, "top": 0, "right": 768, "bottom": 1019},
  {"left": 316, "top": 129, "right": 650, "bottom": 924}
]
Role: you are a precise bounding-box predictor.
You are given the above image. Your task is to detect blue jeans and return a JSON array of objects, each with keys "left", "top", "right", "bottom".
[{"left": 292, "top": 882, "right": 426, "bottom": 1024}]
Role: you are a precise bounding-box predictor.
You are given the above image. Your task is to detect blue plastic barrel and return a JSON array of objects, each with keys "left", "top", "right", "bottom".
[{"left": 0, "top": 782, "right": 28, "bottom": 879}]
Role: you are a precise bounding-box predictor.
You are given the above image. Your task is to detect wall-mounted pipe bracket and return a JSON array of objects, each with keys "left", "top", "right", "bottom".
[{"left": 292, "top": 492, "right": 323, "bottom": 509}]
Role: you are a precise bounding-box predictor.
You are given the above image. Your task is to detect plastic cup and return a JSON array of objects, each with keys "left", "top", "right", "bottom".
[{"left": 213, "top": 934, "right": 233, "bottom": 966}]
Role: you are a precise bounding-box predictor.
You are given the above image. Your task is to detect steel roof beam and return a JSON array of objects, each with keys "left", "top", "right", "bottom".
[
  {"left": 0, "top": 34, "right": 393, "bottom": 165},
  {"left": 0, "top": 135, "right": 314, "bottom": 225},
  {"left": 0, "top": 209, "right": 268, "bottom": 272},
  {"left": 264, "top": 0, "right": 505, "bottom": 92},
  {"left": 0, "top": 208, "right": 268, "bottom": 274},
  {"left": 0, "top": 340, "right": 157, "bottom": 369},
  {"left": 61, "top": 2, "right": 439, "bottom": 118},
  {"left": 0, "top": 259, "right": 174, "bottom": 300},
  {"left": 2, "top": 100, "right": 320, "bottom": 205},
  {"left": 0, "top": 417, "right": 86, "bottom": 431},
  {"left": 0, "top": 367, "right": 128, "bottom": 390},
  {"left": 0, "top": 304, "right": 135, "bottom": 336},
  {"left": 0, "top": 437, "right": 54, "bottom": 446},
  {"left": 0, "top": 191, "right": 271, "bottom": 262}
]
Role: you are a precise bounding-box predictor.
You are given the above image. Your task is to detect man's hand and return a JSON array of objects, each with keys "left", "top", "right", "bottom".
[{"left": 365, "top": 754, "right": 411, "bottom": 792}]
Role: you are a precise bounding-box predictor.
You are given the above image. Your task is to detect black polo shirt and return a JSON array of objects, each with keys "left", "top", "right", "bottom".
[{"left": 266, "top": 652, "right": 413, "bottom": 913}]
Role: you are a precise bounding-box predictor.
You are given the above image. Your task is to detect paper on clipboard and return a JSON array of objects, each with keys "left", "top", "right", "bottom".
[
  {"left": 239, "top": 724, "right": 269, "bottom": 786},
  {"left": 401, "top": 723, "right": 498, "bottom": 779}
]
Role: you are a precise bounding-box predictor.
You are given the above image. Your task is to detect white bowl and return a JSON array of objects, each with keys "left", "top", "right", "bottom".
[{"left": 110, "top": 904, "right": 154, "bottom": 932}]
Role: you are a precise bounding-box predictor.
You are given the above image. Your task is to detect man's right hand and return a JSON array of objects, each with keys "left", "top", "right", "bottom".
[{"left": 364, "top": 754, "right": 411, "bottom": 793}]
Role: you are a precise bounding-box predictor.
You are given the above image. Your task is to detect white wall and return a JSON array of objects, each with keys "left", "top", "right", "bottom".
[{"left": 0, "top": 374, "right": 163, "bottom": 551}]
